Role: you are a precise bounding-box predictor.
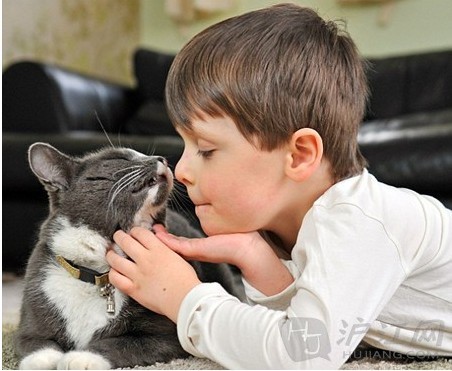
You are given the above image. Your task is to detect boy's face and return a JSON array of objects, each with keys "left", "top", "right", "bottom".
[{"left": 175, "top": 115, "right": 288, "bottom": 236}]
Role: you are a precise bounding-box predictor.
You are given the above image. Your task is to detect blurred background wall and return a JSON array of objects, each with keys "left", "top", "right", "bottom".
[
  {"left": 2, "top": 0, "right": 140, "bottom": 84},
  {"left": 3, "top": 0, "right": 452, "bottom": 84},
  {"left": 141, "top": 0, "right": 452, "bottom": 56}
]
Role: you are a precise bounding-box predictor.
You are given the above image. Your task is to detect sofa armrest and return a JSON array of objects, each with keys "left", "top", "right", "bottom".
[{"left": 3, "top": 61, "right": 138, "bottom": 134}]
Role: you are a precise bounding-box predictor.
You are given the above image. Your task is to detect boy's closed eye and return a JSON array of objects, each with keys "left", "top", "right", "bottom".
[
  {"left": 197, "top": 149, "right": 215, "bottom": 159},
  {"left": 196, "top": 138, "right": 217, "bottom": 159}
]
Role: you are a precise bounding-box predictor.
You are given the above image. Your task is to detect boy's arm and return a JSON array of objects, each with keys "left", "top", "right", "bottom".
[
  {"left": 174, "top": 205, "right": 409, "bottom": 369},
  {"left": 242, "top": 259, "right": 301, "bottom": 310}
]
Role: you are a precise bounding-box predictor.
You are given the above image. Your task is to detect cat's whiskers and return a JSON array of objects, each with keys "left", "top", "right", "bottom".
[
  {"left": 169, "top": 182, "right": 197, "bottom": 224},
  {"left": 172, "top": 181, "right": 191, "bottom": 198},
  {"left": 94, "top": 110, "right": 115, "bottom": 148},
  {"left": 109, "top": 169, "right": 144, "bottom": 202},
  {"left": 110, "top": 168, "right": 144, "bottom": 192},
  {"left": 112, "top": 165, "right": 143, "bottom": 177},
  {"left": 146, "top": 143, "right": 157, "bottom": 157},
  {"left": 107, "top": 169, "right": 146, "bottom": 217}
]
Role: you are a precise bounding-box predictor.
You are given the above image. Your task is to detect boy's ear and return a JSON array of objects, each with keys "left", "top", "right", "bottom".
[{"left": 284, "top": 128, "right": 323, "bottom": 182}]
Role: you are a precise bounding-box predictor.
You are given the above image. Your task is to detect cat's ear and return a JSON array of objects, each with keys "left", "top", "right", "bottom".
[{"left": 28, "top": 143, "right": 75, "bottom": 192}]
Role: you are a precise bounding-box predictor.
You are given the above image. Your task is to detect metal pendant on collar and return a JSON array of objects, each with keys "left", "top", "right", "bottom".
[{"left": 100, "top": 283, "right": 116, "bottom": 315}]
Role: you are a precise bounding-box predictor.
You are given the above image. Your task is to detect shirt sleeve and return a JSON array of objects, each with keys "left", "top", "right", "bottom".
[
  {"left": 177, "top": 204, "right": 408, "bottom": 369},
  {"left": 242, "top": 259, "right": 301, "bottom": 310}
]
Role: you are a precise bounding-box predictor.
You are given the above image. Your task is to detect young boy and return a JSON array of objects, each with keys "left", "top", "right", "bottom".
[{"left": 106, "top": 3, "right": 452, "bottom": 369}]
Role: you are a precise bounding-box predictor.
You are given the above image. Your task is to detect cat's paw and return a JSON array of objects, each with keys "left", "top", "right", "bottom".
[
  {"left": 19, "top": 348, "right": 64, "bottom": 369},
  {"left": 57, "top": 351, "right": 111, "bottom": 370}
]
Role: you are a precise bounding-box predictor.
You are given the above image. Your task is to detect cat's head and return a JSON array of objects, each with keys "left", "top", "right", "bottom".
[{"left": 28, "top": 143, "right": 174, "bottom": 240}]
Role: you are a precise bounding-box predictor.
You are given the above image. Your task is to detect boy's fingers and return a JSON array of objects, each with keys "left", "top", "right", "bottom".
[
  {"left": 156, "top": 231, "right": 236, "bottom": 264},
  {"left": 108, "top": 267, "right": 134, "bottom": 294},
  {"left": 154, "top": 231, "right": 196, "bottom": 256},
  {"left": 106, "top": 249, "right": 136, "bottom": 277},
  {"left": 152, "top": 224, "right": 167, "bottom": 234},
  {"left": 129, "top": 227, "right": 165, "bottom": 251},
  {"left": 113, "top": 229, "right": 131, "bottom": 248},
  {"left": 113, "top": 230, "right": 147, "bottom": 263}
]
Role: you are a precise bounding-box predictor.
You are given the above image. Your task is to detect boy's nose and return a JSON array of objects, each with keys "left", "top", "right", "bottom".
[{"left": 175, "top": 154, "right": 193, "bottom": 186}]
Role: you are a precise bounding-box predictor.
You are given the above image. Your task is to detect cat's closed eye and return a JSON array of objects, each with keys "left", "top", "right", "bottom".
[{"left": 85, "top": 176, "right": 111, "bottom": 181}]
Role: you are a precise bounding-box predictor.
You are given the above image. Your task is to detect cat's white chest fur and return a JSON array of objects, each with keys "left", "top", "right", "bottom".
[{"left": 43, "top": 216, "right": 126, "bottom": 349}]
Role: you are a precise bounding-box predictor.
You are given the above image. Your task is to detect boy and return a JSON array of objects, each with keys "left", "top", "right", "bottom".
[{"left": 106, "top": 4, "right": 452, "bottom": 369}]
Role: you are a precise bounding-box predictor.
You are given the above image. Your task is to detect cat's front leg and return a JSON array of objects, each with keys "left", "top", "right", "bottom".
[
  {"left": 57, "top": 351, "right": 111, "bottom": 370},
  {"left": 19, "top": 349, "right": 112, "bottom": 370},
  {"left": 19, "top": 348, "right": 64, "bottom": 370}
]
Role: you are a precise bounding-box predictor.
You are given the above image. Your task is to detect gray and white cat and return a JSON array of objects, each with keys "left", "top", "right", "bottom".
[{"left": 15, "top": 143, "right": 241, "bottom": 370}]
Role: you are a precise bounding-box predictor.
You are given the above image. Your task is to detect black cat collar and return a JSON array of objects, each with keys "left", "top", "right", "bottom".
[{"left": 56, "top": 255, "right": 110, "bottom": 286}]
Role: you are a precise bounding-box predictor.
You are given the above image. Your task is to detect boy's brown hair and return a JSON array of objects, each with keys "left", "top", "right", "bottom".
[{"left": 165, "top": 3, "right": 368, "bottom": 181}]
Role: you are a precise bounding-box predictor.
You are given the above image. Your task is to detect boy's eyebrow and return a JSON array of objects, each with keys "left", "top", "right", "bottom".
[
  {"left": 177, "top": 122, "right": 219, "bottom": 140},
  {"left": 191, "top": 126, "right": 214, "bottom": 138},
  {"left": 175, "top": 126, "right": 215, "bottom": 142}
]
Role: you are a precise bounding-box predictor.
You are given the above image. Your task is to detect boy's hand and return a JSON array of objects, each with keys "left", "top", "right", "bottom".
[
  {"left": 153, "top": 225, "right": 294, "bottom": 296},
  {"left": 106, "top": 227, "right": 201, "bottom": 322}
]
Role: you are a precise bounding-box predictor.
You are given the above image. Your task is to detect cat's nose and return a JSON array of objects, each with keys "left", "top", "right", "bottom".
[{"left": 156, "top": 156, "right": 167, "bottom": 166}]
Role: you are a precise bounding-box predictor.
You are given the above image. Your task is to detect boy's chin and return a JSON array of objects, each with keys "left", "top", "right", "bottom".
[
  {"left": 200, "top": 220, "right": 251, "bottom": 237},
  {"left": 200, "top": 224, "right": 221, "bottom": 237},
  {"left": 199, "top": 220, "right": 229, "bottom": 236}
]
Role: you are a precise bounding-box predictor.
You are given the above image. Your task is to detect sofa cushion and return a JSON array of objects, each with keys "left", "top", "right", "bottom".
[
  {"left": 407, "top": 51, "right": 452, "bottom": 114},
  {"left": 366, "top": 50, "right": 452, "bottom": 121},
  {"left": 366, "top": 50, "right": 452, "bottom": 120},
  {"left": 133, "top": 49, "right": 175, "bottom": 101},
  {"left": 365, "top": 56, "right": 407, "bottom": 120},
  {"left": 124, "top": 100, "right": 177, "bottom": 136}
]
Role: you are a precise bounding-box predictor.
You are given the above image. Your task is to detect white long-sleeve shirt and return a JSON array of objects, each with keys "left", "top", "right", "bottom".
[{"left": 177, "top": 170, "right": 452, "bottom": 369}]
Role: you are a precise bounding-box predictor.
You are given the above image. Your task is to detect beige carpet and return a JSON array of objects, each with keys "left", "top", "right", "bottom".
[
  {"left": 2, "top": 277, "right": 451, "bottom": 370},
  {"left": 3, "top": 323, "right": 451, "bottom": 370}
]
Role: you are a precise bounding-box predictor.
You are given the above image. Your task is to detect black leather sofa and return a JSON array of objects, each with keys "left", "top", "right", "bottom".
[{"left": 3, "top": 49, "right": 452, "bottom": 273}]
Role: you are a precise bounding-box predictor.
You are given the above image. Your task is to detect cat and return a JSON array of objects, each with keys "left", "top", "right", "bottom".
[{"left": 15, "top": 143, "right": 242, "bottom": 370}]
